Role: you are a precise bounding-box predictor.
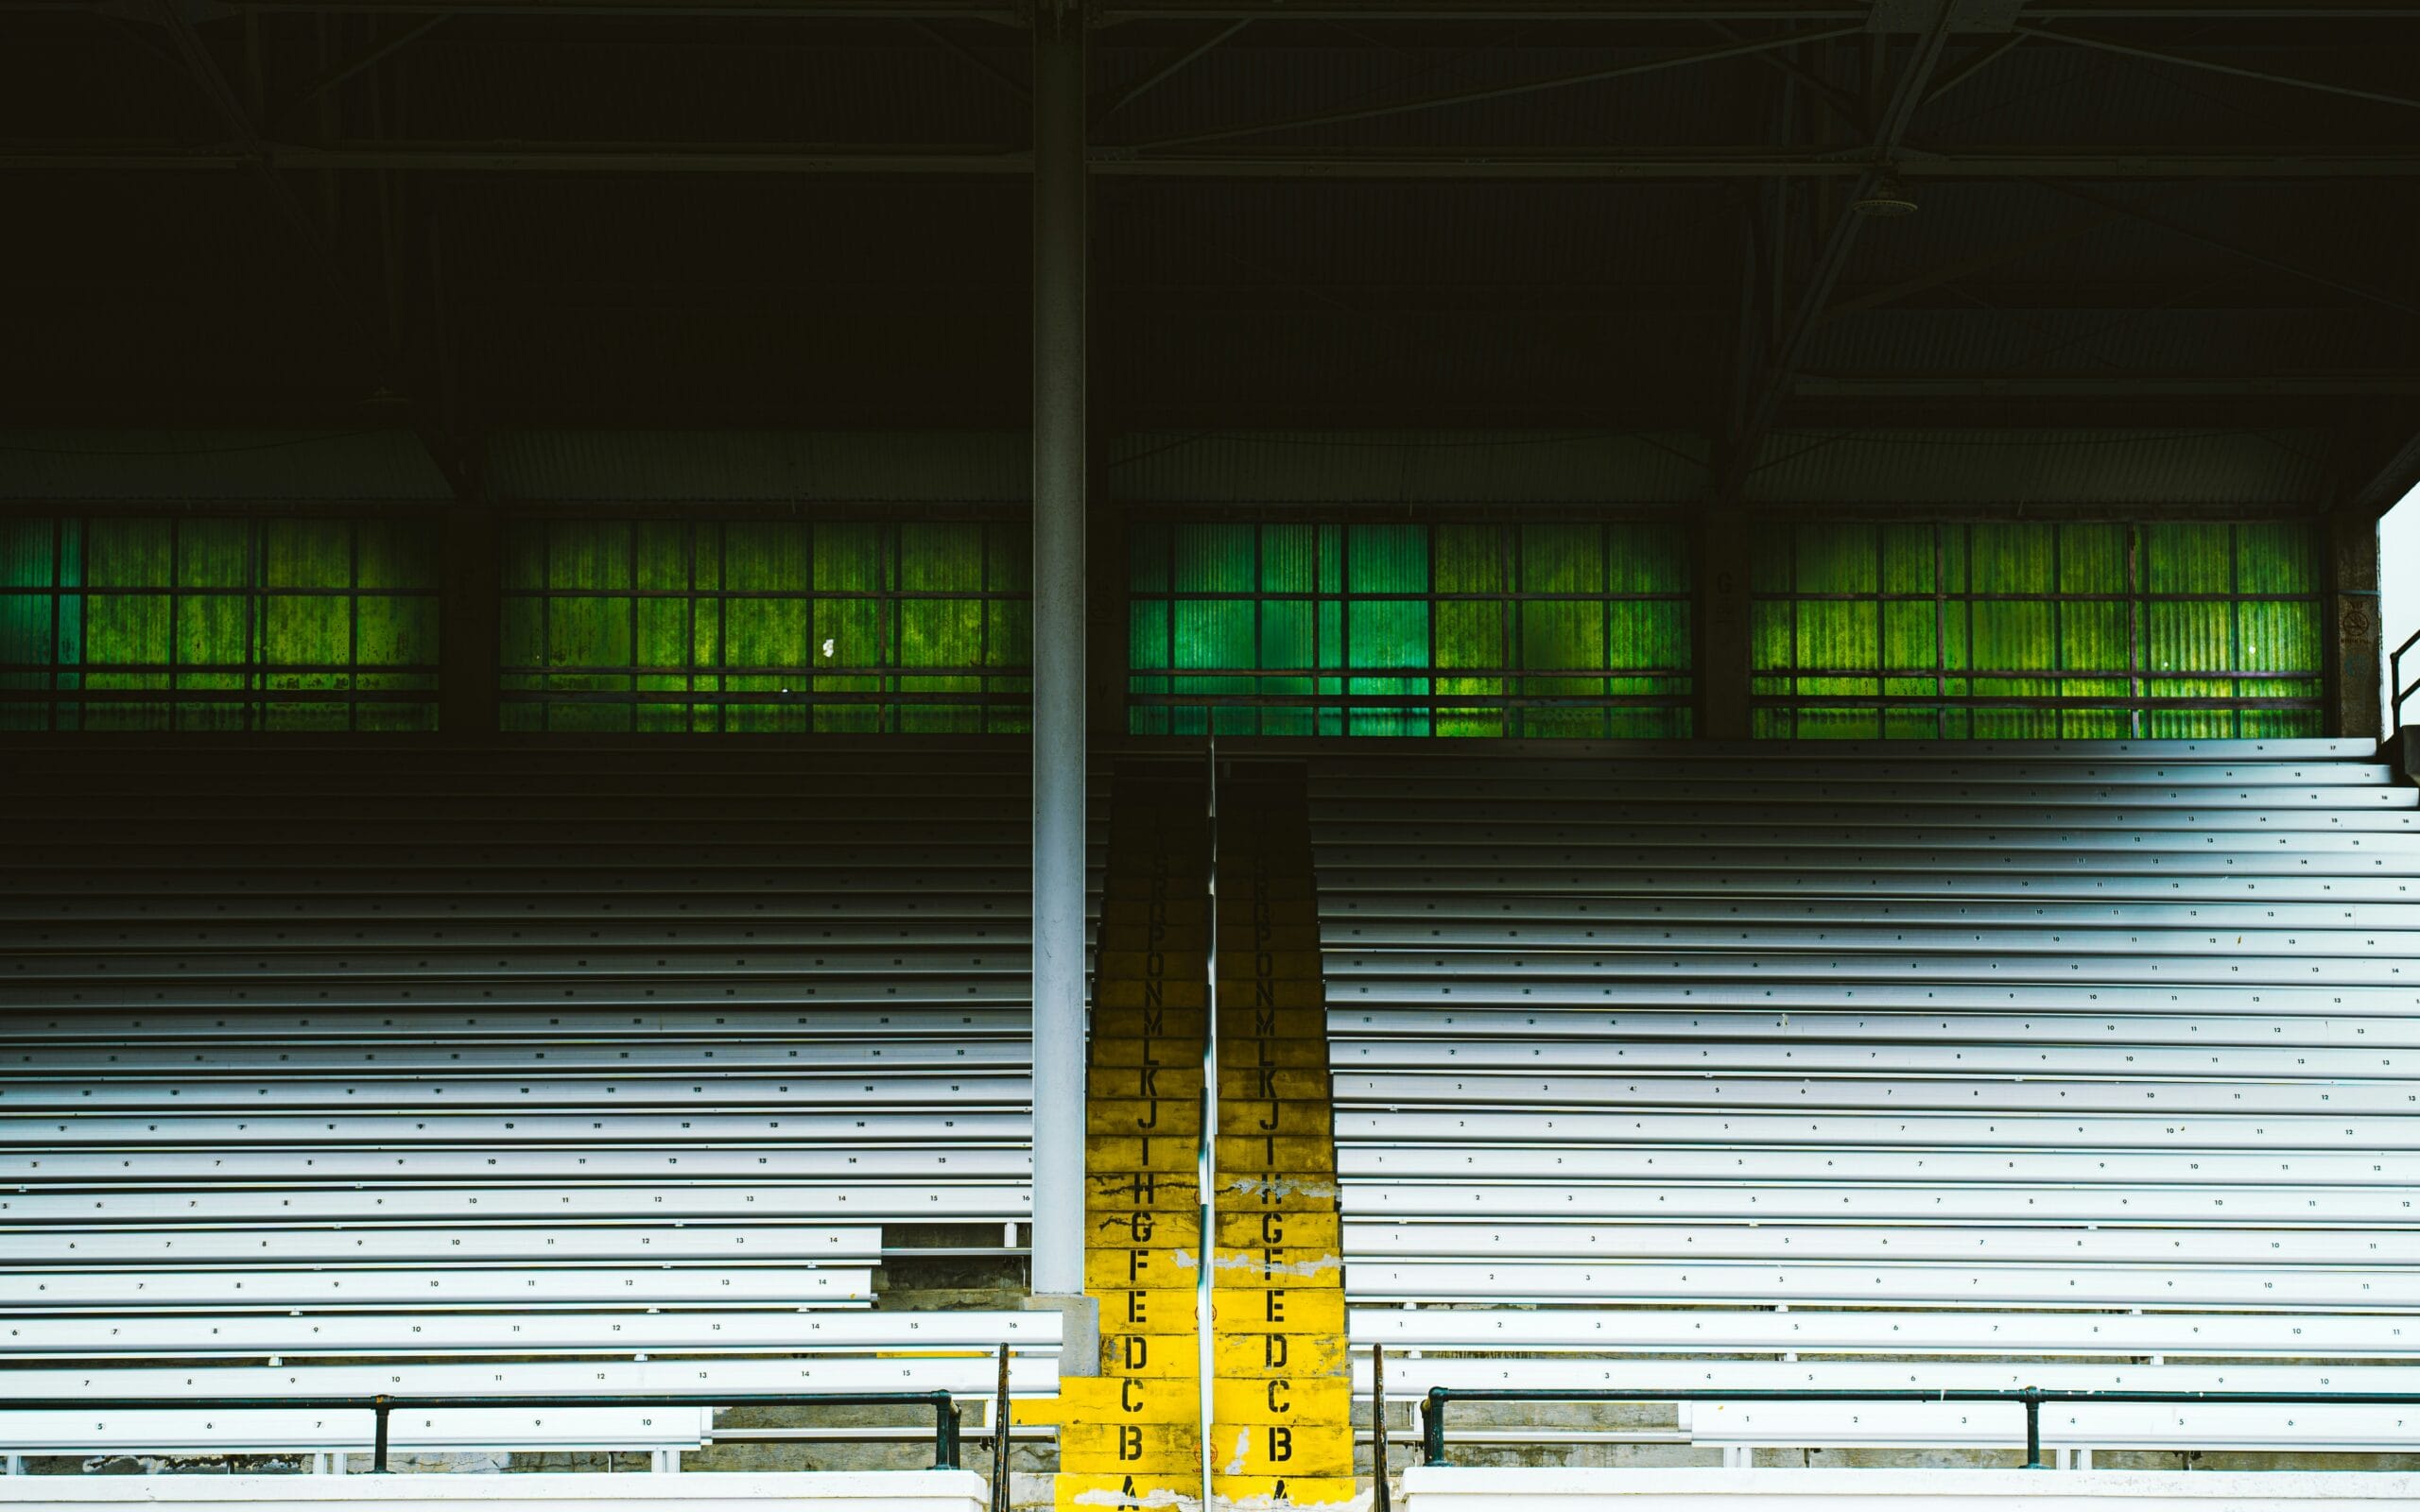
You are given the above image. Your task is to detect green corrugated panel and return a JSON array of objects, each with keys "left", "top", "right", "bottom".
[
  {"left": 1753, "top": 519, "right": 2322, "bottom": 740},
  {"left": 497, "top": 515, "right": 1027, "bottom": 732},
  {"left": 1, "top": 513, "right": 438, "bottom": 732},
  {"left": 1128, "top": 516, "right": 1690, "bottom": 738}
]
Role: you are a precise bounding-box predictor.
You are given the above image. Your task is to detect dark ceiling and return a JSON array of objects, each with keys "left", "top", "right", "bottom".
[{"left": 6, "top": 1, "right": 2420, "bottom": 510}]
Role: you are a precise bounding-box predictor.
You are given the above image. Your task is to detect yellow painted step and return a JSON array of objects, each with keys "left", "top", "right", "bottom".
[
  {"left": 1211, "top": 1286, "right": 1346, "bottom": 1334},
  {"left": 1100, "top": 983, "right": 1213, "bottom": 1010},
  {"left": 1206, "top": 1475, "right": 1361, "bottom": 1508},
  {"left": 1218, "top": 1068, "right": 1330, "bottom": 1100},
  {"left": 1017, "top": 1377, "right": 1199, "bottom": 1425},
  {"left": 1207, "top": 1423, "right": 1352, "bottom": 1478},
  {"left": 1095, "top": 1007, "right": 1209, "bottom": 1037},
  {"left": 1215, "top": 1211, "right": 1339, "bottom": 1248},
  {"left": 1101, "top": 1332, "right": 1205, "bottom": 1379},
  {"left": 1215, "top": 1100, "right": 1336, "bottom": 1137},
  {"left": 1212, "top": 1332, "right": 1348, "bottom": 1380},
  {"left": 1089, "top": 1101, "right": 1206, "bottom": 1138},
  {"left": 1051, "top": 1474, "right": 1204, "bottom": 1512},
  {"left": 1061, "top": 1423, "right": 1202, "bottom": 1473},
  {"left": 1214, "top": 1011, "right": 1327, "bottom": 1039},
  {"left": 1091, "top": 1210, "right": 1201, "bottom": 1246},
  {"left": 1210, "top": 1375, "right": 1351, "bottom": 1424},
  {"left": 1086, "top": 1171, "right": 1202, "bottom": 1211},
  {"left": 1202, "top": 1039, "right": 1326, "bottom": 1069},
  {"left": 1213, "top": 1135, "right": 1338, "bottom": 1172},
  {"left": 1084, "top": 1246, "right": 1201, "bottom": 1291},
  {"left": 1206, "top": 1246, "right": 1343, "bottom": 1288},
  {"left": 1210, "top": 984, "right": 1325, "bottom": 1010},
  {"left": 1209, "top": 1172, "right": 1340, "bottom": 1211},
  {"left": 1092, "top": 1066, "right": 1207, "bottom": 1100},
  {"left": 1088, "top": 1135, "right": 1200, "bottom": 1173},
  {"left": 1097, "top": 1286, "right": 1200, "bottom": 1333}
]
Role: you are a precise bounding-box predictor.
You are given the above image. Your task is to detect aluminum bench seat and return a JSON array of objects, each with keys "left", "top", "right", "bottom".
[
  {"left": 3, "top": 1267, "right": 875, "bottom": 1309},
  {"left": 0, "top": 1407, "right": 716, "bottom": 1457},
  {"left": 1681, "top": 1400, "right": 2420, "bottom": 1454},
  {"left": 1350, "top": 1307, "right": 2418, "bottom": 1357},
  {"left": 0, "top": 1310, "right": 1060, "bottom": 1359}
]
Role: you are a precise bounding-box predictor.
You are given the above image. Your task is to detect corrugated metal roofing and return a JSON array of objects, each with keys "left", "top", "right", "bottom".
[
  {"left": 1112, "top": 430, "right": 1708, "bottom": 505},
  {"left": 1742, "top": 428, "right": 2334, "bottom": 509},
  {"left": 485, "top": 429, "right": 1028, "bottom": 503},
  {"left": 0, "top": 430, "right": 455, "bottom": 502}
]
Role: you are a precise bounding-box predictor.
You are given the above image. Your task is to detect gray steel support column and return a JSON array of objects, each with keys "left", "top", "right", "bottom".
[
  {"left": 2328, "top": 507, "right": 2384, "bottom": 742},
  {"left": 1028, "top": 9, "right": 1090, "bottom": 1312}
]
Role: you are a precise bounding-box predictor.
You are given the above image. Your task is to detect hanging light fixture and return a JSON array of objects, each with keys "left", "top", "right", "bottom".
[{"left": 1852, "top": 170, "right": 1920, "bottom": 218}]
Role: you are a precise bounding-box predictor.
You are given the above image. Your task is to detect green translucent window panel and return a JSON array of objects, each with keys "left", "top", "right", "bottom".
[
  {"left": 1751, "top": 520, "right": 2324, "bottom": 740},
  {"left": 499, "top": 515, "right": 1028, "bottom": 733},
  {"left": 0, "top": 513, "right": 439, "bottom": 732},
  {"left": 1129, "top": 518, "right": 1692, "bottom": 738}
]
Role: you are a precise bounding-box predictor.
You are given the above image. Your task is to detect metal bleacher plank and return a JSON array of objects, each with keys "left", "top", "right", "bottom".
[
  {"left": 1347, "top": 1308, "right": 2419, "bottom": 1357},
  {"left": 1330, "top": 1109, "right": 2417, "bottom": 1151},
  {"left": 1685, "top": 1400, "right": 2420, "bottom": 1452},
  {"left": 1344, "top": 1261, "right": 2419, "bottom": 1308},
  {"left": 0, "top": 1225, "right": 874, "bottom": 1265},
  {"left": 0, "top": 1008, "right": 1028, "bottom": 1039},
  {"left": 1335, "top": 1180, "right": 2417, "bottom": 1226},
  {"left": 1322, "top": 919, "right": 2420, "bottom": 959},
  {"left": 1332, "top": 1143, "right": 2405, "bottom": 1187},
  {"left": 0, "top": 1040, "right": 1032, "bottom": 1075},
  {"left": 1323, "top": 948, "right": 2420, "bottom": 988},
  {"left": 0, "top": 1073, "right": 1033, "bottom": 1111},
  {"left": 1, "top": 1110, "right": 1030, "bottom": 1146},
  {"left": 0, "top": 1355, "right": 1063, "bottom": 1399},
  {"left": 0, "top": 1183, "right": 1029, "bottom": 1225},
  {"left": 1364, "top": 1358, "right": 2420, "bottom": 1393},
  {"left": 1340, "top": 1223, "right": 2415, "bottom": 1264},
  {"left": 1330, "top": 1072, "right": 2420, "bottom": 1115},
  {"left": 3, "top": 979, "right": 1032, "bottom": 1009},
  {"left": 0, "top": 1407, "right": 715, "bottom": 1454},
  {"left": 1326, "top": 1005, "right": 2420, "bottom": 1049},
  {"left": 1331, "top": 1037, "right": 2418, "bottom": 1078},
  {"left": 1329, "top": 977, "right": 2420, "bottom": 1012},
  {"left": 7, "top": 1267, "right": 874, "bottom": 1308},
  {"left": 0, "top": 1148, "right": 1033, "bottom": 1183},
  {"left": 0, "top": 1309, "right": 1061, "bottom": 1358}
]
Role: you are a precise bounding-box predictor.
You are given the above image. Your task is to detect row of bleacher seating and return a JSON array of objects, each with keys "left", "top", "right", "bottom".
[
  {"left": 0, "top": 742, "right": 1073, "bottom": 1463},
  {"left": 1310, "top": 738, "right": 2420, "bottom": 1457}
]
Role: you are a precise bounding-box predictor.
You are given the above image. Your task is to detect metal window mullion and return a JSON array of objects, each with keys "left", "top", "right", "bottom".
[
  {"left": 2051, "top": 523, "right": 2066, "bottom": 739},
  {"left": 684, "top": 517, "right": 699, "bottom": 731},
  {"left": 48, "top": 516, "right": 63, "bottom": 731},
  {"left": 2228, "top": 520, "right": 2242, "bottom": 739},
  {"left": 1964, "top": 523, "right": 1977, "bottom": 746},
  {"left": 1932, "top": 523, "right": 1947, "bottom": 741},
  {"left": 2129, "top": 524, "right": 2144, "bottom": 739}
]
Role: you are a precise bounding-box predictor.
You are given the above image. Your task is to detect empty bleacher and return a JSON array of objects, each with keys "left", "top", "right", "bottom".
[
  {"left": 0, "top": 743, "right": 1067, "bottom": 1464},
  {"left": 1310, "top": 740, "right": 2420, "bottom": 1458}
]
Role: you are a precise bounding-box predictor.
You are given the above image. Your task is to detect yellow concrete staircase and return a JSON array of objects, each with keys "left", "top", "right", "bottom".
[
  {"left": 1208, "top": 767, "right": 1354, "bottom": 1511},
  {"left": 1048, "top": 770, "right": 1210, "bottom": 1512},
  {"left": 1035, "top": 764, "right": 1354, "bottom": 1512}
]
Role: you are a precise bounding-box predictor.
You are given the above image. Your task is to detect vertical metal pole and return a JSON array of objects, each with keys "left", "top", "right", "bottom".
[
  {"left": 1372, "top": 1344, "right": 1392, "bottom": 1512},
  {"left": 991, "top": 1343, "right": 1012, "bottom": 1512},
  {"left": 1029, "top": 8, "right": 1090, "bottom": 1309},
  {"left": 372, "top": 1400, "right": 391, "bottom": 1472},
  {"left": 2024, "top": 1391, "right": 2043, "bottom": 1469}
]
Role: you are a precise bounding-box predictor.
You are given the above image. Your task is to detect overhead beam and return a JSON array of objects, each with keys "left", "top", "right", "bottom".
[
  {"left": 2014, "top": 24, "right": 2420, "bottom": 112},
  {"left": 1720, "top": 1, "right": 1958, "bottom": 497},
  {"left": 22, "top": 144, "right": 2420, "bottom": 177},
  {"left": 1131, "top": 26, "right": 1867, "bottom": 150}
]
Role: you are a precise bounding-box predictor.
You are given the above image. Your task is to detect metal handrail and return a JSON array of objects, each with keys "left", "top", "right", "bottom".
[
  {"left": 0, "top": 1391, "right": 963, "bottom": 1474},
  {"left": 2394, "top": 626, "right": 2420, "bottom": 732},
  {"left": 1417, "top": 1385, "right": 2420, "bottom": 1471}
]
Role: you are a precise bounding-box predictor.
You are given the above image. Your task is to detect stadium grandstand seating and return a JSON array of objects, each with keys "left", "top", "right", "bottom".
[
  {"left": 0, "top": 744, "right": 1072, "bottom": 1463},
  {"left": 1314, "top": 740, "right": 2420, "bottom": 1457}
]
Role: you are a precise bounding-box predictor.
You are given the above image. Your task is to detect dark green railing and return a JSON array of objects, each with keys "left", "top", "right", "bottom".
[{"left": 1416, "top": 1385, "right": 2420, "bottom": 1470}]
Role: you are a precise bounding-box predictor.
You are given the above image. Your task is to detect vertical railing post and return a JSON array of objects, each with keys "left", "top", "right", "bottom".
[
  {"left": 2023, "top": 1390, "right": 2043, "bottom": 1469},
  {"left": 991, "top": 1344, "right": 1013, "bottom": 1510},
  {"left": 372, "top": 1399, "right": 391, "bottom": 1473},
  {"left": 1028, "top": 0, "right": 1092, "bottom": 1340},
  {"left": 1422, "top": 1388, "right": 1447, "bottom": 1469},
  {"left": 1372, "top": 1344, "right": 1392, "bottom": 1512}
]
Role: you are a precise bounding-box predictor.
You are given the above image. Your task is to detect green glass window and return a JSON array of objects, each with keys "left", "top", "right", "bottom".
[
  {"left": 1749, "top": 520, "right": 2325, "bottom": 739},
  {"left": 499, "top": 515, "right": 1029, "bottom": 732},
  {"left": 1128, "top": 519, "right": 1692, "bottom": 737},
  {"left": 0, "top": 513, "right": 440, "bottom": 731}
]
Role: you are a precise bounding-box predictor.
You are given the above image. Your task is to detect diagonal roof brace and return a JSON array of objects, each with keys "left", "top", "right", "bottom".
[{"left": 1868, "top": 0, "right": 2023, "bottom": 31}]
